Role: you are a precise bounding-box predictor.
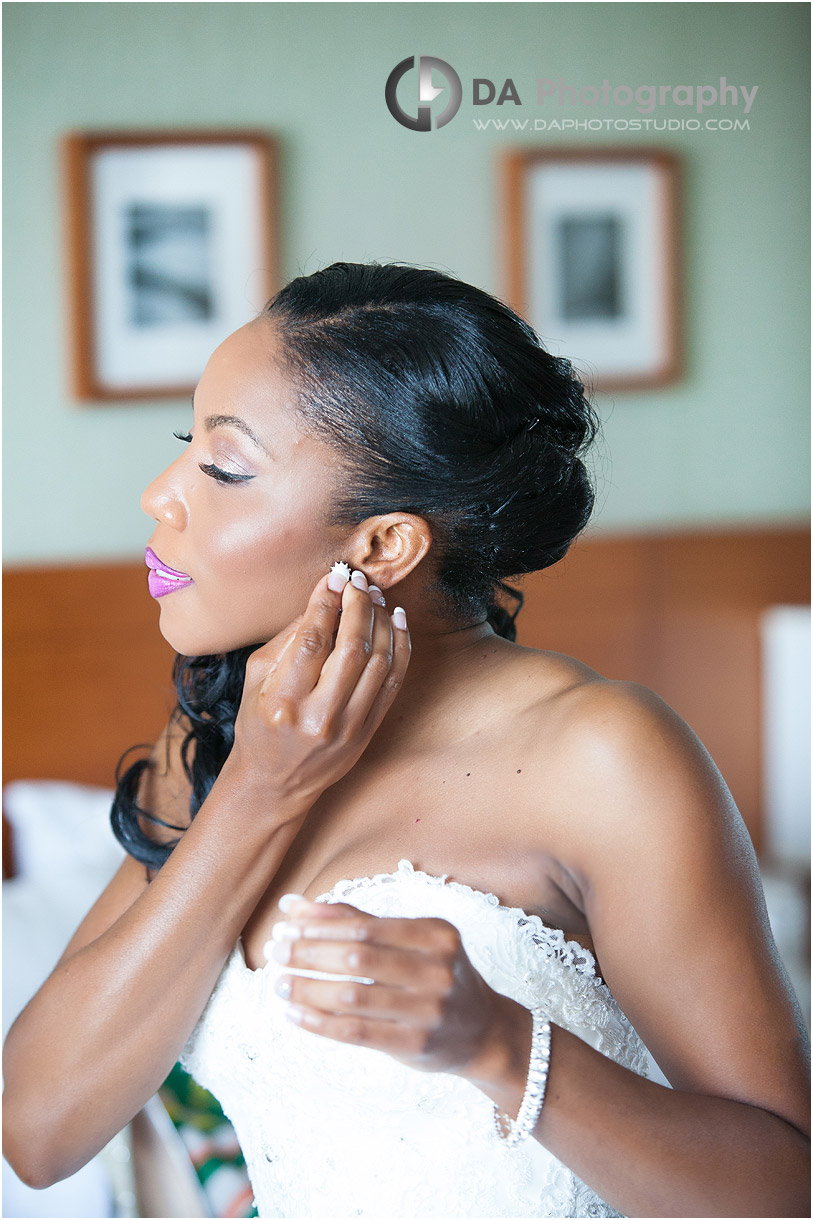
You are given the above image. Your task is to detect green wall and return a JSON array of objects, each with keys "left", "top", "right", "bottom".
[{"left": 3, "top": 2, "right": 809, "bottom": 564}]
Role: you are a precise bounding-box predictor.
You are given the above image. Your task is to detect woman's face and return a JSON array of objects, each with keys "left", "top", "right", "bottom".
[{"left": 141, "top": 318, "right": 349, "bottom": 656}]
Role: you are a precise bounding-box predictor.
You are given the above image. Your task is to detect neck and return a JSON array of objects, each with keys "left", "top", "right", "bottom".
[{"left": 364, "top": 608, "right": 513, "bottom": 758}]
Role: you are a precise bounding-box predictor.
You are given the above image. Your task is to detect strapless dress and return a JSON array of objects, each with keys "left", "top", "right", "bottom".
[{"left": 180, "top": 859, "right": 650, "bottom": 1218}]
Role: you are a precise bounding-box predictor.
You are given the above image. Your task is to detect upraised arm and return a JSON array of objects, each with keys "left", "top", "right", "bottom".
[{"left": 2, "top": 570, "right": 411, "bottom": 1188}]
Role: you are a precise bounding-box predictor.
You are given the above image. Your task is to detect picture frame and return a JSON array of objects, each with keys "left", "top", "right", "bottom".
[
  {"left": 501, "top": 147, "right": 682, "bottom": 391},
  {"left": 63, "top": 130, "right": 279, "bottom": 401}
]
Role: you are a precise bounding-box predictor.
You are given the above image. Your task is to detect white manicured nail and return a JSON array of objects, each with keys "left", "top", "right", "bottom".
[
  {"left": 271, "top": 922, "right": 301, "bottom": 942},
  {"left": 278, "top": 893, "right": 306, "bottom": 913}
]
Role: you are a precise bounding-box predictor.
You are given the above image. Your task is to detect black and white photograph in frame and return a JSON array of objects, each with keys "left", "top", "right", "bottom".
[
  {"left": 64, "top": 132, "right": 277, "bottom": 400},
  {"left": 504, "top": 149, "right": 681, "bottom": 392}
]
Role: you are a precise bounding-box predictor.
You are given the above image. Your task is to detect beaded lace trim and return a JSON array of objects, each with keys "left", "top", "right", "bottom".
[{"left": 310, "top": 857, "right": 601, "bottom": 980}]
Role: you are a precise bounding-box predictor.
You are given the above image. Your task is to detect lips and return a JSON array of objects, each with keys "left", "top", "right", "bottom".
[{"left": 145, "top": 546, "right": 194, "bottom": 600}]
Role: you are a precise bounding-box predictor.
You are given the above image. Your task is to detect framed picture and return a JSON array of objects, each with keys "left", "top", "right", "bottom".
[
  {"left": 501, "top": 148, "right": 681, "bottom": 391},
  {"left": 63, "top": 130, "right": 279, "bottom": 401}
]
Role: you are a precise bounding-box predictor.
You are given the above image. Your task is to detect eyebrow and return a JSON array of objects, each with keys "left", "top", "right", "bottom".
[{"left": 193, "top": 397, "right": 275, "bottom": 459}]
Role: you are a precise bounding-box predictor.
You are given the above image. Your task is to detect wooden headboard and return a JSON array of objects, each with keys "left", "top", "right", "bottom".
[
  {"left": 3, "top": 525, "right": 809, "bottom": 861},
  {"left": 3, "top": 563, "right": 176, "bottom": 789}
]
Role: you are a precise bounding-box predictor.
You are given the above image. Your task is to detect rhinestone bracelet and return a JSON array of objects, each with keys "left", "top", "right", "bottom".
[{"left": 493, "top": 1008, "right": 552, "bottom": 1147}]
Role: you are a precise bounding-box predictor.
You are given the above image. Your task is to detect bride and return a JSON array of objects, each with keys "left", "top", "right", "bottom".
[{"left": 3, "top": 262, "right": 809, "bottom": 1217}]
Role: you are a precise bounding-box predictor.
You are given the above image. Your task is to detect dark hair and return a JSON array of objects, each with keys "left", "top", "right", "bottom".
[{"left": 111, "top": 261, "right": 600, "bottom": 869}]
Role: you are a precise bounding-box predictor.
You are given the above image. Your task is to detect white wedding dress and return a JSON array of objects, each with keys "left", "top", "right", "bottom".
[{"left": 180, "top": 859, "right": 650, "bottom": 1218}]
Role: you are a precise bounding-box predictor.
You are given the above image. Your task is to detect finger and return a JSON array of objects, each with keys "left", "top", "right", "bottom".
[
  {"left": 344, "top": 603, "right": 410, "bottom": 735},
  {"left": 327, "top": 581, "right": 383, "bottom": 650},
  {"left": 279, "top": 975, "right": 443, "bottom": 1026},
  {"left": 276, "top": 902, "right": 460, "bottom": 958},
  {"left": 282, "top": 1004, "right": 430, "bottom": 1059},
  {"left": 306, "top": 575, "right": 377, "bottom": 719},
  {"left": 244, "top": 612, "right": 303, "bottom": 677},
  {"left": 266, "top": 930, "right": 456, "bottom": 991},
  {"left": 261, "top": 614, "right": 303, "bottom": 675},
  {"left": 305, "top": 591, "right": 407, "bottom": 735},
  {"left": 266, "top": 572, "right": 346, "bottom": 700}
]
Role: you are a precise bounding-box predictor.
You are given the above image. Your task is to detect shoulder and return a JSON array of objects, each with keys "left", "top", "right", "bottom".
[
  {"left": 512, "top": 657, "right": 809, "bottom": 1127},
  {"left": 517, "top": 646, "right": 730, "bottom": 803},
  {"left": 503, "top": 642, "right": 687, "bottom": 759},
  {"left": 508, "top": 647, "right": 747, "bottom": 879},
  {"left": 551, "top": 671, "right": 723, "bottom": 795}
]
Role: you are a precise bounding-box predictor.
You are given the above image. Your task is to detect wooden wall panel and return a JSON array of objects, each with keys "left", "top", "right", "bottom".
[
  {"left": 516, "top": 535, "right": 658, "bottom": 678},
  {"left": 3, "top": 564, "right": 176, "bottom": 789}
]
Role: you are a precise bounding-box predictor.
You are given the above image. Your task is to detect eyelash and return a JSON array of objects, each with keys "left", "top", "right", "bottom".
[{"left": 173, "top": 430, "right": 254, "bottom": 485}]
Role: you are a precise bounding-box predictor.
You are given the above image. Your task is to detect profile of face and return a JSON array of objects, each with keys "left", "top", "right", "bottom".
[{"left": 141, "top": 318, "right": 351, "bottom": 656}]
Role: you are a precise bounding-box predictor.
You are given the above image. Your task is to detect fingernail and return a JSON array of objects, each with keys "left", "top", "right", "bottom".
[
  {"left": 271, "top": 922, "right": 301, "bottom": 942},
  {"left": 270, "top": 941, "right": 292, "bottom": 964},
  {"left": 278, "top": 893, "right": 306, "bottom": 913},
  {"left": 274, "top": 975, "right": 292, "bottom": 999},
  {"left": 351, "top": 569, "right": 368, "bottom": 591},
  {"left": 392, "top": 606, "right": 407, "bottom": 630},
  {"left": 327, "top": 561, "right": 351, "bottom": 592},
  {"left": 368, "top": 585, "right": 386, "bottom": 606},
  {"left": 285, "top": 1003, "right": 305, "bottom": 1024}
]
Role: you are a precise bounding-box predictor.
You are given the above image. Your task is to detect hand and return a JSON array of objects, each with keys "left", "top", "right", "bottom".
[
  {"left": 266, "top": 897, "right": 530, "bottom": 1096},
  {"left": 226, "top": 570, "right": 411, "bottom": 816}
]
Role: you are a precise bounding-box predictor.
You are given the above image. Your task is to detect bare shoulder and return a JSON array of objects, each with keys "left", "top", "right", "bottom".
[
  {"left": 509, "top": 649, "right": 810, "bottom": 1131},
  {"left": 515, "top": 644, "right": 707, "bottom": 753},
  {"left": 547, "top": 667, "right": 726, "bottom": 791},
  {"left": 505, "top": 646, "right": 749, "bottom": 878},
  {"left": 499, "top": 643, "right": 677, "bottom": 757},
  {"left": 550, "top": 670, "right": 742, "bottom": 828}
]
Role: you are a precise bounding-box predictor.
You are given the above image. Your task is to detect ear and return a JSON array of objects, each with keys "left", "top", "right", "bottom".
[{"left": 350, "top": 513, "right": 433, "bottom": 590}]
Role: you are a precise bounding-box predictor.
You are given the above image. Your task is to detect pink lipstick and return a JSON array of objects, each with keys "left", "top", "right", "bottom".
[{"left": 145, "top": 546, "right": 194, "bottom": 599}]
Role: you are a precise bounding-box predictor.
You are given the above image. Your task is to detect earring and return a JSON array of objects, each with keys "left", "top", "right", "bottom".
[{"left": 330, "top": 560, "right": 352, "bottom": 582}]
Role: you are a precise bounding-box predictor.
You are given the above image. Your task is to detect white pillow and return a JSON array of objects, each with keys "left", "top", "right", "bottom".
[
  {"left": 3, "top": 780, "right": 124, "bottom": 884},
  {"left": 3, "top": 781, "right": 128, "bottom": 1037}
]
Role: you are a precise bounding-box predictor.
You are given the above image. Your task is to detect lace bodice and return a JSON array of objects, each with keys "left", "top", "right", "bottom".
[{"left": 180, "top": 859, "right": 649, "bottom": 1218}]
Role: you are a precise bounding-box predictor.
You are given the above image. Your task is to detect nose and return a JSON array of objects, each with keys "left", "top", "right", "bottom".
[{"left": 141, "top": 458, "right": 189, "bottom": 531}]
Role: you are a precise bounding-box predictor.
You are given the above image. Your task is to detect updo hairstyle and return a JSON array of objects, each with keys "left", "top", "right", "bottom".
[{"left": 267, "top": 261, "right": 599, "bottom": 638}]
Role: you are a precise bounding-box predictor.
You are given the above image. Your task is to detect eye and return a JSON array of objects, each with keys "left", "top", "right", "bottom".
[
  {"left": 198, "top": 462, "right": 254, "bottom": 485},
  {"left": 173, "top": 430, "right": 253, "bottom": 484}
]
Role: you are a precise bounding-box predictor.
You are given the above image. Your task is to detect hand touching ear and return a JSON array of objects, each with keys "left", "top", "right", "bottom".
[{"left": 227, "top": 568, "right": 411, "bottom": 819}]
